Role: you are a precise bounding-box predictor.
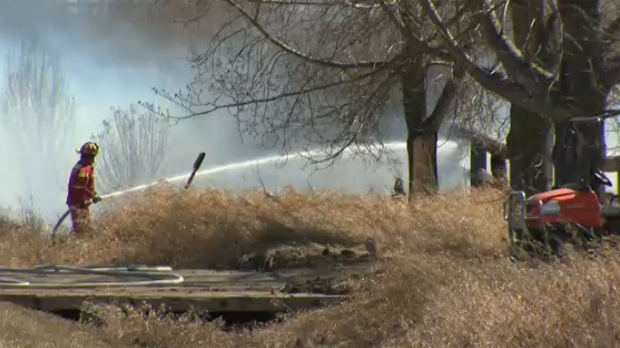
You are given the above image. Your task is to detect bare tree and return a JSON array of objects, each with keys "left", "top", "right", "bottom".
[
  {"left": 2, "top": 39, "right": 76, "bottom": 162},
  {"left": 419, "top": 0, "right": 620, "bottom": 194},
  {"left": 92, "top": 104, "right": 171, "bottom": 193},
  {"left": 1, "top": 39, "right": 76, "bottom": 206},
  {"left": 140, "top": 0, "right": 498, "bottom": 196}
]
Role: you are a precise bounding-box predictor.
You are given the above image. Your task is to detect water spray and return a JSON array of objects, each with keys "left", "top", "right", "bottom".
[
  {"left": 92, "top": 145, "right": 382, "bottom": 202},
  {"left": 49, "top": 140, "right": 463, "bottom": 242},
  {"left": 50, "top": 144, "right": 399, "bottom": 242},
  {"left": 51, "top": 151, "right": 207, "bottom": 244}
]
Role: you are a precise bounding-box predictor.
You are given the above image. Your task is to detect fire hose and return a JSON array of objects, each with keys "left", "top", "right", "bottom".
[
  {"left": 0, "top": 265, "right": 184, "bottom": 289},
  {"left": 51, "top": 152, "right": 206, "bottom": 245}
]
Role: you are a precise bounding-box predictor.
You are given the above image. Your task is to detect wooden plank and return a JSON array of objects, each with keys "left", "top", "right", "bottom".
[
  {"left": 0, "top": 291, "right": 345, "bottom": 313},
  {"left": 0, "top": 265, "right": 371, "bottom": 291},
  {"left": 0, "top": 265, "right": 371, "bottom": 313}
]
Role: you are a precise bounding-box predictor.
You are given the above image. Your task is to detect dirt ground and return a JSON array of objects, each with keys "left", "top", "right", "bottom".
[{"left": 2, "top": 187, "right": 620, "bottom": 347}]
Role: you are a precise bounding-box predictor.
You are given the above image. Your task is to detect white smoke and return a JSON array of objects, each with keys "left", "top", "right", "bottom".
[{"left": 0, "top": 1, "right": 475, "bottom": 228}]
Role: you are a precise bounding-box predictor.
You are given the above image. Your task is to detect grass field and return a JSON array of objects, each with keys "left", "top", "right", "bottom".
[{"left": 1, "top": 186, "right": 620, "bottom": 347}]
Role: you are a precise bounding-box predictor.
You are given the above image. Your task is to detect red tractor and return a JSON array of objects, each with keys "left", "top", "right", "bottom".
[{"left": 504, "top": 110, "right": 620, "bottom": 256}]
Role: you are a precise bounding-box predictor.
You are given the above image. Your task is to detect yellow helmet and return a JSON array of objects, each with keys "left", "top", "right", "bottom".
[{"left": 76, "top": 142, "right": 99, "bottom": 156}]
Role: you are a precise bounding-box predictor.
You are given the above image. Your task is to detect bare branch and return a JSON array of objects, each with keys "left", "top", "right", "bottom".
[
  {"left": 1, "top": 39, "right": 76, "bottom": 196},
  {"left": 92, "top": 104, "right": 170, "bottom": 193},
  {"left": 374, "top": 0, "right": 457, "bottom": 63},
  {"left": 423, "top": 66, "right": 465, "bottom": 132},
  {"left": 428, "top": 60, "right": 453, "bottom": 67},
  {"left": 247, "top": 0, "right": 380, "bottom": 8},
  {"left": 419, "top": 0, "right": 572, "bottom": 119},
  {"left": 223, "top": 0, "right": 391, "bottom": 68},
  {"left": 452, "top": 124, "right": 507, "bottom": 156},
  {"left": 477, "top": 0, "right": 555, "bottom": 84},
  {"left": 147, "top": 61, "right": 395, "bottom": 120}
]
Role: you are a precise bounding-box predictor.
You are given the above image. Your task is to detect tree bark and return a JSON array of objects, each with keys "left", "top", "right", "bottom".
[
  {"left": 507, "top": 105, "right": 552, "bottom": 195},
  {"left": 506, "top": 0, "right": 553, "bottom": 195},
  {"left": 552, "top": 0, "right": 607, "bottom": 198},
  {"left": 410, "top": 131, "right": 438, "bottom": 194},
  {"left": 402, "top": 56, "right": 428, "bottom": 197}
]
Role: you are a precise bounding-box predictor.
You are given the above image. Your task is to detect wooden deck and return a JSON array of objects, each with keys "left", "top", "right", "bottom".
[{"left": 0, "top": 264, "right": 372, "bottom": 313}]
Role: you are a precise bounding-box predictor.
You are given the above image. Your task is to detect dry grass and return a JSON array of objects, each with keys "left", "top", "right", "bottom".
[
  {"left": 0, "top": 301, "right": 131, "bottom": 348},
  {"left": 2, "top": 186, "right": 620, "bottom": 347}
]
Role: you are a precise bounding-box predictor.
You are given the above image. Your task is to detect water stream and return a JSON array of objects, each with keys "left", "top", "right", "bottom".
[{"left": 100, "top": 140, "right": 467, "bottom": 200}]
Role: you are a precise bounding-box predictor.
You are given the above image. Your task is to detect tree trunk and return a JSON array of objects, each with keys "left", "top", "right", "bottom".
[
  {"left": 552, "top": 0, "right": 607, "bottom": 199},
  {"left": 506, "top": 0, "right": 553, "bottom": 195},
  {"left": 410, "top": 131, "right": 438, "bottom": 194},
  {"left": 506, "top": 105, "right": 552, "bottom": 195},
  {"left": 402, "top": 55, "right": 429, "bottom": 197}
]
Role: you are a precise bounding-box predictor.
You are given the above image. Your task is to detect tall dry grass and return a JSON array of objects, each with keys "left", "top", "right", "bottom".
[
  {"left": 2, "top": 186, "right": 620, "bottom": 347},
  {"left": 0, "top": 302, "right": 131, "bottom": 348}
]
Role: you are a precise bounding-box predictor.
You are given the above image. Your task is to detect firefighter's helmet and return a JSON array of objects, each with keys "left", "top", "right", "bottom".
[{"left": 76, "top": 142, "right": 99, "bottom": 156}]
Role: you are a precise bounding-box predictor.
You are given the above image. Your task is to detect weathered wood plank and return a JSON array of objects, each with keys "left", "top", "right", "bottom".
[
  {"left": 0, "top": 265, "right": 371, "bottom": 313},
  {"left": 0, "top": 292, "right": 344, "bottom": 313}
]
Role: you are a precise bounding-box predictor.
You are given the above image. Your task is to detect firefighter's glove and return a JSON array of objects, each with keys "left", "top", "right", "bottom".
[{"left": 92, "top": 195, "right": 102, "bottom": 204}]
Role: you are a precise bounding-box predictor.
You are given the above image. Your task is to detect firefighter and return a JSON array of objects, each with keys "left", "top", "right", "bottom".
[{"left": 66, "top": 142, "right": 102, "bottom": 235}]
